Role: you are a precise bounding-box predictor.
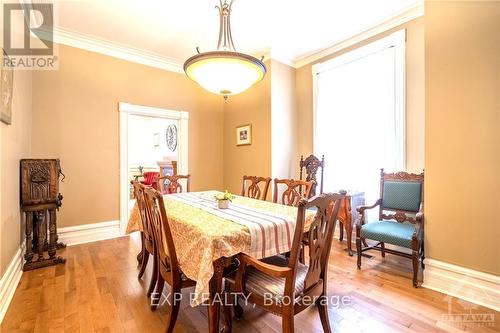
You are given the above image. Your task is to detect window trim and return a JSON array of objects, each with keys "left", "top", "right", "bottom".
[{"left": 312, "top": 29, "right": 407, "bottom": 170}]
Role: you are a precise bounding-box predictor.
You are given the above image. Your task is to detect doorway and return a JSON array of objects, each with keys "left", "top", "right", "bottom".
[{"left": 118, "top": 102, "right": 188, "bottom": 234}]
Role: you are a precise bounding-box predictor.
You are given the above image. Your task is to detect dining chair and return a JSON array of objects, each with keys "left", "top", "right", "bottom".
[
  {"left": 223, "top": 193, "right": 343, "bottom": 333},
  {"left": 135, "top": 171, "right": 160, "bottom": 190},
  {"left": 356, "top": 169, "right": 424, "bottom": 287},
  {"left": 241, "top": 175, "right": 272, "bottom": 201},
  {"left": 157, "top": 174, "right": 191, "bottom": 194},
  {"left": 132, "top": 181, "right": 158, "bottom": 298},
  {"left": 273, "top": 178, "right": 313, "bottom": 207},
  {"left": 143, "top": 187, "right": 196, "bottom": 332},
  {"left": 299, "top": 154, "right": 325, "bottom": 197}
]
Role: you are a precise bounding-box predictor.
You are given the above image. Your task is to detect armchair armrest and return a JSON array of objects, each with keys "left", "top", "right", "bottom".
[
  {"left": 234, "top": 253, "right": 293, "bottom": 292},
  {"left": 356, "top": 198, "right": 382, "bottom": 214},
  {"left": 355, "top": 199, "right": 382, "bottom": 229},
  {"left": 239, "top": 253, "right": 292, "bottom": 278}
]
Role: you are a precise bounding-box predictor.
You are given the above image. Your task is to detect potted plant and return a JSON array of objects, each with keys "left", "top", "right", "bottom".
[{"left": 214, "top": 191, "right": 235, "bottom": 209}]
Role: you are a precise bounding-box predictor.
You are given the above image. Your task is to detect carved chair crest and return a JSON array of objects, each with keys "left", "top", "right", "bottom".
[
  {"left": 273, "top": 178, "right": 313, "bottom": 207},
  {"left": 241, "top": 175, "right": 271, "bottom": 201},
  {"left": 158, "top": 174, "right": 191, "bottom": 194},
  {"left": 300, "top": 155, "right": 325, "bottom": 197}
]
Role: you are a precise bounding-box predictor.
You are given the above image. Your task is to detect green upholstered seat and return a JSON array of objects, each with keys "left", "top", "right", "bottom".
[
  {"left": 382, "top": 181, "right": 422, "bottom": 212},
  {"left": 360, "top": 221, "right": 416, "bottom": 248}
]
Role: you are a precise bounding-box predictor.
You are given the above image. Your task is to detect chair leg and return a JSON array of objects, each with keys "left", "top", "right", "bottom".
[
  {"left": 165, "top": 287, "right": 181, "bottom": 333},
  {"left": 317, "top": 296, "right": 332, "bottom": 333},
  {"left": 339, "top": 224, "right": 344, "bottom": 242},
  {"left": 138, "top": 249, "right": 149, "bottom": 279},
  {"left": 412, "top": 250, "right": 419, "bottom": 288},
  {"left": 356, "top": 237, "right": 362, "bottom": 269},
  {"left": 151, "top": 275, "right": 165, "bottom": 311},
  {"left": 281, "top": 310, "right": 294, "bottom": 333},
  {"left": 147, "top": 253, "right": 158, "bottom": 297},
  {"left": 380, "top": 242, "right": 386, "bottom": 258}
]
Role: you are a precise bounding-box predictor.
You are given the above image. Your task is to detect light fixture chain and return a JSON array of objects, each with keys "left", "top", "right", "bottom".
[{"left": 216, "top": 0, "right": 236, "bottom": 51}]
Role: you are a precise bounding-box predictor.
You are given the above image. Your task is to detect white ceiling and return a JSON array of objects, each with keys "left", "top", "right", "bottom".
[{"left": 52, "top": 0, "right": 421, "bottom": 68}]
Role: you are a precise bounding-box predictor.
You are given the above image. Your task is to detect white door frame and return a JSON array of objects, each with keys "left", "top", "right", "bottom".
[{"left": 118, "top": 102, "right": 189, "bottom": 234}]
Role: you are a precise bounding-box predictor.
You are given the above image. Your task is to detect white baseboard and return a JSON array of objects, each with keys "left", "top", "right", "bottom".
[
  {"left": 0, "top": 220, "right": 123, "bottom": 324},
  {"left": 0, "top": 243, "right": 25, "bottom": 324},
  {"left": 423, "top": 258, "right": 500, "bottom": 312},
  {"left": 58, "top": 220, "right": 123, "bottom": 246}
]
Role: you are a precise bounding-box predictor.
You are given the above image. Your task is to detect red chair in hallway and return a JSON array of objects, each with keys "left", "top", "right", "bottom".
[{"left": 135, "top": 171, "right": 159, "bottom": 190}]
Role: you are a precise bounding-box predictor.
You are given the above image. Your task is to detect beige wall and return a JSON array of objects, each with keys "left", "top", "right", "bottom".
[
  {"left": 271, "top": 60, "right": 298, "bottom": 180},
  {"left": 31, "top": 44, "right": 224, "bottom": 228},
  {"left": 223, "top": 61, "right": 272, "bottom": 195},
  {"left": 295, "top": 17, "right": 425, "bottom": 174},
  {"left": 424, "top": 1, "right": 500, "bottom": 275},
  {"left": 0, "top": 70, "right": 33, "bottom": 276}
]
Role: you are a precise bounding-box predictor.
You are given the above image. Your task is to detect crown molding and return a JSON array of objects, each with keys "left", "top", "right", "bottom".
[
  {"left": 51, "top": 26, "right": 184, "bottom": 73},
  {"left": 39, "top": 1, "right": 422, "bottom": 73},
  {"left": 293, "top": 1, "right": 423, "bottom": 68}
]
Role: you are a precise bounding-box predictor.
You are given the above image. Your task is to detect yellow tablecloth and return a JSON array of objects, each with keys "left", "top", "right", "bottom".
[{"left": 127, "top": 191, "right": 312, "bottom": 306}]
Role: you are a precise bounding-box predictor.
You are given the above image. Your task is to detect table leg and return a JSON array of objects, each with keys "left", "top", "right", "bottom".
[
  {"left": 345, "top": 197, "right": 354, "bottom": 256},
  {"left": 345, "top": 212, "right": 353, "bottom": 256},
  {"left": 208, "top": 257, "right": 232, "bottom": 333}
]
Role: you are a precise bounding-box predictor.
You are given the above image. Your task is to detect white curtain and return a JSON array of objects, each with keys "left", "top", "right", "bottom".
[{"left": 314, "top": 32, "right": 405, "bottom": 215}]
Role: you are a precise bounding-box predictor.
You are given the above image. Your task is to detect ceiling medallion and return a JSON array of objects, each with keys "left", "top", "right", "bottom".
[{"left": 183, "top": 0, "right": 267, "bottom": 101}]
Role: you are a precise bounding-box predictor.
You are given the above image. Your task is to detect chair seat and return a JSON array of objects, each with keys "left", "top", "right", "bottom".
[
  {"left": 360, "top": 221, "right": 416, "bottom": 248},
  {"left": 226, "top": 255, "right": 308, "bottom": 303}
]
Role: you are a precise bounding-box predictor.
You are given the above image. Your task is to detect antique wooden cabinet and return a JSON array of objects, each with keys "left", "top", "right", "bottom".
[{"left": 20, "top": 159, "right": 66, "bottom": 271}]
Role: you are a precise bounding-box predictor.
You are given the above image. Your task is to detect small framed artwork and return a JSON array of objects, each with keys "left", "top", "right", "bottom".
[
  {"left": 236, "top": 124, "right": 251, "bottom": 146},
  {"left": 1, "top": 49, "right": 14, "bottom": 125}
]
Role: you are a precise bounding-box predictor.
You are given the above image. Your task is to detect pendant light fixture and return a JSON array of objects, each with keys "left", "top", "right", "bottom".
[{"left": 183, "top": 0, "right": 266, "bottom": 101}]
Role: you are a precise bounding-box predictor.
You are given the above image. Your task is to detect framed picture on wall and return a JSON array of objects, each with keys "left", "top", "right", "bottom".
[
  {"left": 1, "top": 49, "right": 14, "bottom": 125},
  {"left": 236, "top": 124, "right": 251, "bottom": 146}
]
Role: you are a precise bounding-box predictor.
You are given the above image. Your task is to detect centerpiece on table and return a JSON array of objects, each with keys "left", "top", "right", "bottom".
[{"left": 214, "top": 191, "right": 235, "bottom": 209}]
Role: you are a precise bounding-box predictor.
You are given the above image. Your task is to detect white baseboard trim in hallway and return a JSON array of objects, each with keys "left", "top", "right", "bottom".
[
  {"left": 0, "top": 243, "right": 25, "bottom": 323},
  {"left": 423, "top": 258, "right": 500, "bottom": 311},
  {"left": 58, "top": 220, "right": 123, "bottom": 246}
]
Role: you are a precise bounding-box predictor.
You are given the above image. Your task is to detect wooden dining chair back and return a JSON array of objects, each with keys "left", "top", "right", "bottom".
[
  {"left": 225, "top": 193, "right": 344, "bottom": 333},
  {"left": 299, "top": 154, "right": 325, "bottom": 197},
  {"left": 241, "top": 175, "right": 272, "bottom": 201},
  {"left": 157, "top": 174, "right": 191, "bottom": 194},
  {"left": 132, "top": 181, "right": 158, "bottom": 298},
  {"left": 273, "top": 178, "right": 313, "bottom": 207},
  {"left": 143, "top": 187, "right": 195, "bottom": 333}
]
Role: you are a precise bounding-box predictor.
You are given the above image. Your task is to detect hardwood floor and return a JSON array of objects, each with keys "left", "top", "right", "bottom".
[{"left": 1, "top": 234, "right": 498, "bottom": 333}]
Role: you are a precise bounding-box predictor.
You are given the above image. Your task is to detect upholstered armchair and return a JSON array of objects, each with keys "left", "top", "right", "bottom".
[{"left": 355, "top": 169, "right": 424, "bottom": 287}]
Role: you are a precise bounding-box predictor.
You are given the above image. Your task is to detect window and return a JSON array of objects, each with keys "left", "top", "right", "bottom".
[{"left": 313, "top": 30, "right": 406, "bottom": 211}]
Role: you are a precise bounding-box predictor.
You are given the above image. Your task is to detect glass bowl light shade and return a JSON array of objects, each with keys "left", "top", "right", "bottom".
[{"left": 184, "top": 51, "right": 266, "bottom": 96}]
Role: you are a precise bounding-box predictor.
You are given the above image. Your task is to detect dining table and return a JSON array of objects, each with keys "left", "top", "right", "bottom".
[{"left": 127, "top": 190, "right": 317, "bottom": 333}]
